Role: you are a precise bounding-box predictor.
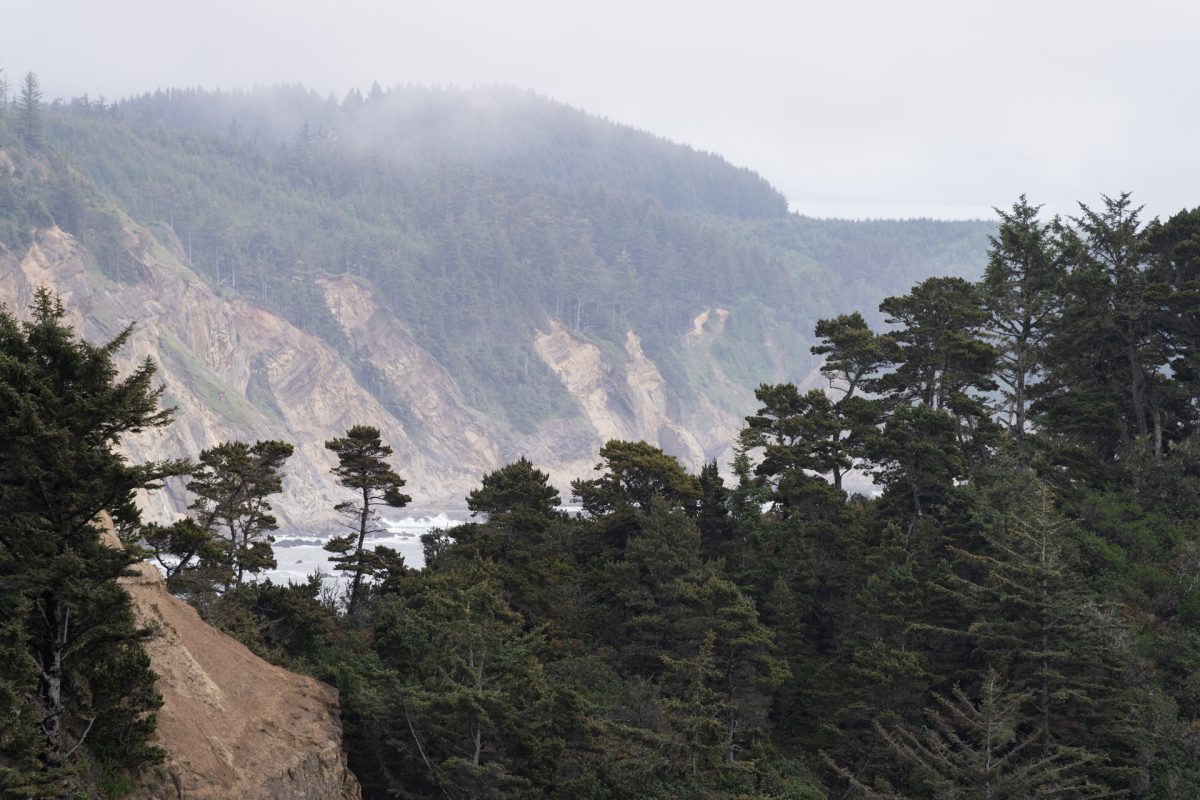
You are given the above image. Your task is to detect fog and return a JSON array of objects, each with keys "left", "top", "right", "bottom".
[{"left": 5, "top": 0, "right": 1198, "bottom": 220}]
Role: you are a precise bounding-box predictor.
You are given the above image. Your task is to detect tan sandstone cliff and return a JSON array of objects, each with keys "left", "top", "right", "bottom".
[
  {"left": 117, "top": 556, "right": 360, "bottom": 800},
  {"left": 0, "top": 220, "right": 750, "bottom": 527}
]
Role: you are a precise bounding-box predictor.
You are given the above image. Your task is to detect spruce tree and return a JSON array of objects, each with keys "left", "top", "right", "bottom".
[
  {"left": 834, "top": 669, "right": 1108, "bottom": 800},
  {"left": 941, "top": 475, "right": 1145, "bottom": 791},
  {"left": 981, "top": 196, "right": 1063, "bottom": 456},
  {"left": 17, "top": 72, "right": 42, "bottom": 149}
]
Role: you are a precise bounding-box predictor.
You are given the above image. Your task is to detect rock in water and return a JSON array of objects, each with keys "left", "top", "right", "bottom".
[{"left": 119, "top": 561, "right": 361, "bottom": 799}]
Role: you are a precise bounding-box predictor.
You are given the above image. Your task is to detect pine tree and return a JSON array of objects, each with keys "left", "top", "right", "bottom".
[
  {"left": 466, "top": 456, "right": 560, "bottom": 524},
  {"left": 572, "top": 440, "right": 701, "bottom": 517},
  {"left": 877, "top": 276, "right": 997, "bottom": 415},
  {"left": 740, "top": 383, "right": 847, "bottom": 506},
  {"left": 187, "top": 439, "right": 293, "bottom": 588},
  {"left": 876, "top": 277, "right": 1001, "bottom": 470},
  {"left": 811, "top": 312, "right": 891, "bottom": 489},
  {"left": 323, "top": 425, "right": 410, "bottom": 614}
]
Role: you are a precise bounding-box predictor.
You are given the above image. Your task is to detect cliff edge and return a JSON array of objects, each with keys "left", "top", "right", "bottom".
[{"left": 118, "top": 560, "right": 361, "bottom": 799}]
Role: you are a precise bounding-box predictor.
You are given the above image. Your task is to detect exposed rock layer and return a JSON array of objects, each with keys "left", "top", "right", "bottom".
[{"left": 0, "top": 222, "right": 749, "bottom": 526}]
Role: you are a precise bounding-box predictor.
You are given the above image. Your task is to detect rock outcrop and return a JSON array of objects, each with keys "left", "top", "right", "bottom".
[
  {"left": 119, "top": 559, "right": 360, "bottom": 800},
  {"left": 0, "top": 222, "right": 751, "bottom": 527}
]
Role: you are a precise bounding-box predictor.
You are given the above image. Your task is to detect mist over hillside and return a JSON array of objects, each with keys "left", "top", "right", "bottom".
[
  {"left": 117, "top": 84, "right": 791, "bottom": 220},
  {"left": 7, "top": 67, "right": 1200, "bottom": 800},
  {"left": 3, "top": 82, "right": 993, "bottom": 517}
]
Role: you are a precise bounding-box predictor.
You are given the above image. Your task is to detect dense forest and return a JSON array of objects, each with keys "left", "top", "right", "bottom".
[
  {"left": 6, "top": 79, "right": 990, "bottom": 435},
  {"left": 4, "top": 182, "right": 1200, "bottom": 797},
  {"left": 4, "top": 70, "right": 1200, "bottom": 798}
]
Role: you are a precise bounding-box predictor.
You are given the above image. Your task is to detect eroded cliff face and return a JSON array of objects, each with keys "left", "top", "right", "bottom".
[
  {"left": 0, "top": 225, "right": 477, "bottom": 523},
  {"left": 116, "top": 556, "right": 360, "bottom": 799},
  {"left": 532, "top": 319, "right": 745, "bottom": 477},
  {"left": 0, "top": 223, "right": 750, "bottom": 526}
]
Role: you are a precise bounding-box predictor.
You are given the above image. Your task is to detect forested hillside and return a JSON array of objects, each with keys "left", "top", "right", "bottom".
[
  {"left": 4, "top": 185, "right": 1198, "bottom": 798},
  {"left": 155, "top": 194, "right": 1200, "bottom": 799},
  {"left": 38, "top": 84, "right": 989, "bottom": 443}
]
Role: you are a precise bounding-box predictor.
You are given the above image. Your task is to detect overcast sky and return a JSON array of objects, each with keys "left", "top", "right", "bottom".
[{"left": 4, "top": 0, "right": 1197, "bottom": 220}]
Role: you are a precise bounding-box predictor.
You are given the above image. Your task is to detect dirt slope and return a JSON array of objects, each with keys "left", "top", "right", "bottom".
[{"left": 117, "top": 558, "right": 360, "bottom": 799}]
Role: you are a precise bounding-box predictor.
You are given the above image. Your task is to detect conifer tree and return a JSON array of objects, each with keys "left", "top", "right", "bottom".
[
  {"left": 696, "top": 460, "right": 734, "bottom": 559},
  {"left": 370, "top": 560, "right": 563, "bottom": 799},
  {"left": 877, "top": 276, "right": 997, "bottom": 414},
  {"left": 323, "top": 425, "right": 410, "bottom": 614},
  {"left": 740, "top": 383, "right": 847, "bottom": 505},
  {"left": 0, "top": 289, "right": 182, "bottom": 781},
  {"left": 466, "top": 456, "right": 560, "bottom": 523},
  {"left": 187, "top": 439, "right": 293, "bottom": 588},
  {"left": 828, "top": 523, "right": 928, "bottom": 759},
  {"left": 835, "top": 669, "right": 1107, "bottom": 800},
  {"left": 811, "top": 312, "right": 891, "bottom": 489},
  {"left": 17, "top": 72, "right": 42, "bottom": 149},
  {"left": 572, "top": 439, "right": 701, "bottom": 517},
  {"left": 981, "top": 196, "right": 1063, "bottom": 456},
  {"left": 1039, "top": 194, "right": 1171, "bottom": 463},
  {"left": 866, "top": 403, "right": 965, "bottom": 526},
  {"left": 661, "top": 632, "right": 727, "bottom": 776},
  {"left": 941, "top": 475, "right": 1145, "bottom": 791}
]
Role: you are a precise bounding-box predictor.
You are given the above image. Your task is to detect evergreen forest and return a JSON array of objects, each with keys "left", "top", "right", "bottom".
[
  {"left": 3, "top": 80, "right": 990, "bottom": 433},
  {"left": 2, "top": 71, "right": 1200, "bottom": 799}
]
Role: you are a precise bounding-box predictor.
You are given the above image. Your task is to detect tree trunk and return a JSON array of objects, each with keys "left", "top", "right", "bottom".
[
  {"left": 724, "top": 652, "right": 737, "bottom": 763},
  {"left": 348, "top": 484, "right": 371, "bottom": 613},
  {"left": 38, "top": 596, "right": 68, "bottom": 764},
  {"left": 1127, "top": 341, "right": 1148, "bottom": 438}
]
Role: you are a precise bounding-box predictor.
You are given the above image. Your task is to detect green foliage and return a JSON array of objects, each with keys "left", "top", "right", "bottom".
[
  {"left": 572, "top": 439, "right": 701, "bottom": 517},
  {"left": 370, "top": 560, "right": 565, "bottom": 799},
  {"left": 741, "top": 384, "right": 847, "bottom": 505},
  {"left": 186, "top": 439, "right": 293, "bottom": 589},
  {"left": 323, "top": 425, "right": 410, "bottom": 614},
  {"left": 0, "top": 289, "right": 182, "bottom": 789},
  {"left": 833, "top": 669, "right": 1109, "bottom": 799},
  {"left": 38, "top": 86, "right": 992, "bottom": 436},
  {"left": 981, "top": 195, "right": 1062, "bottom": 453},
  {"left": 467, "top": 456, "right": 562, "bottom": 522}
]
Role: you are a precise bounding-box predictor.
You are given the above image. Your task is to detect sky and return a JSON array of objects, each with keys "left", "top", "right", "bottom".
[{"left": 4, "top": 0, "right": 1198, "bottom": 220}]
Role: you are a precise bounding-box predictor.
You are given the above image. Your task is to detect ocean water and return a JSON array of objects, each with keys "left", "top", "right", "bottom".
[{"left": 264, "top": 512, "right": 461, "bottom": 584}]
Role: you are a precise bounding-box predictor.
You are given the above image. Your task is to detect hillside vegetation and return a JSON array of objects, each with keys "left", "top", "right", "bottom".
[
  {"left": 36, "top": 84, "right": 990, "bottom": 437},
  {"left": 3, "top": 190, "right": 1198, "bottom": 798}
]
